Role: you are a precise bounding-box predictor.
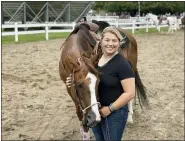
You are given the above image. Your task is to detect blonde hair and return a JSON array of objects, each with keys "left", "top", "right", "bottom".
[
  {"left": 102, "top": 27, "right": 127, "bottom": 47},
  {"left": 102, "top": 27, "right": 123, "bottom": 41}
]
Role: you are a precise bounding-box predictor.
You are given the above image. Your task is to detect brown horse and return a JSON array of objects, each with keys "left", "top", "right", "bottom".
[{"left": 59, "top": 23, "right": 102, "bottom": 132}]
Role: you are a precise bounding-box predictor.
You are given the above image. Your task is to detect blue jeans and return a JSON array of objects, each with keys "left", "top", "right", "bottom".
[{"left": 92, "top": 105, "right": 128, "bottom": 141}]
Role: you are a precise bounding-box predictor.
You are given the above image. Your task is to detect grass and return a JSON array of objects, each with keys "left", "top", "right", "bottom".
[
  {"left": 127, "top": 27, "right": 168, "bottom": 34},
  {"left": 2, "top": 32, "right": 70, "bottom": 45},
  {"left": 2, "top": 27, "right": 168, "bottom": 45}
]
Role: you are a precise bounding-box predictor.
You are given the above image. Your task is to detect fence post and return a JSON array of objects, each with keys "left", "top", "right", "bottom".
[
  {"left": 15, "top": 22, "right": 18, "bottom": 42},
  {"left": 72, "top": 22, "right": 75, "bottom": 30},
  {"left": 45, "top": 23, "right": 49, "bottom": 40},
  {"left": 146, "top": 20, "right": 149, "bottom": 33},
  {"left": 132, "top": 21, "right": 135, "bottom": 34},
  {"left": 116, "top": 20, "right": 118, "bottom": 27}
]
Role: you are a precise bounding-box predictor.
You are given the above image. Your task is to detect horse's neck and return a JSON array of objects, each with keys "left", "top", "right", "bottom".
[
  {"left": 149, "top": 14, "right": 158, "bottom": 23},
  {"left": 63, "top": 46, "right": 81, "bottom": 59},
  {"left": 119, "top": 48, "right": 129, "bottom": 59},
  {"left": 64, "top": 35, "right": 82, "bottom": 56}
]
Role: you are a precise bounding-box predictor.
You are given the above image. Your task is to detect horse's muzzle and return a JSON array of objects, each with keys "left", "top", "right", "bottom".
[{"left": 85, "top": 112, "right": 101, "bottom": 128}]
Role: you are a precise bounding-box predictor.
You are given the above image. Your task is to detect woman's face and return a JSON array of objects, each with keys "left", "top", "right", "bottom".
[{"left": 101, "top": 32, "right": 120, "bottom": 55}]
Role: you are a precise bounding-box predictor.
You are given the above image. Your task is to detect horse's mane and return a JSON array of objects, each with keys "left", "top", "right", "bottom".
[
  {"left": 77, "top": 24, "right": 97, "bottom": 52},
  {"left": 61, "top": 23, "right": 101, "bottom": 76},
  {"left": 61, "top": 23, "right": 96, "bottom": 52},
  {"left": 92, "top": 20, "right": 110, "bottom": 34}
]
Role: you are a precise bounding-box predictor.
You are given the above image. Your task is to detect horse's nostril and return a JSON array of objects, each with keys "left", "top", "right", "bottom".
[
  {"left": 87, "top": 120, "right": 100, "bottom": 128},
  {"left": 86, "top": 115, "right": 92, "bottom": 121},
  {"left": 96, "top": 116, "right": 101, "bottom": 122}
]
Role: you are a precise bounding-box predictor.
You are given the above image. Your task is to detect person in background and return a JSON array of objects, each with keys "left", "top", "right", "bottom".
[{"left": 136, "top": 15, "right": 140, "bottom": 31}]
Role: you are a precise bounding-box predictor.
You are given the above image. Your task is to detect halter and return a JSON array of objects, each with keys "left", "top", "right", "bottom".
[{"left": 71, "top": 56, "right": 101, "bottom": 115}]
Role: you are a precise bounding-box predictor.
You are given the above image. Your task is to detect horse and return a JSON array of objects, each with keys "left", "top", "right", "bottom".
[
  {"left": 59, "top": 20, "right": 149, "bottom": 139},
  {"left": 91, "top": 20, "right": 149, "bottom": 123},
  {"left": 59, "top": 23, "right": 103, "bottom": 139},
  {"left": 181, "top": 15, "right": 185, "bottom": 28},
  {"left": 147, "top": 13, "right": 180, "bottom": 33},
  {"left": 146, "top": 13, "right": 165, "bottom": 32}
]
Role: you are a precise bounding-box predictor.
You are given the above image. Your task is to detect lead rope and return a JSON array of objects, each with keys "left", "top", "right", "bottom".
[{"left": 105, "top": 117, "right": 111, "bottom": 141}]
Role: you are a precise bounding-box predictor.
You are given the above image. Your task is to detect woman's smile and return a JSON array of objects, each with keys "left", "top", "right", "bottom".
[{"left": 105, "top": 45, "right": 116, "bottom": 49}]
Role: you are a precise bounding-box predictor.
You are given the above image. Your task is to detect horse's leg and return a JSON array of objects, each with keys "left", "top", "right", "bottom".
[
  {"left": 171, "top": 24, "right": 173, "bottom": 33},
  {"left": 167, "top": 25, "right": 170, "bottom": 34},
  {"left": 177, "top": 22, "right": 180, "bottom": 30},
  {"left": 126, "top": 44, "right": 136, "bottom": 124},
  {"left": 119, "top": 45, "right": 136, "bottom": 124},
  {"left": 156, "top": 25, "right": 160, "bottom": 32},
  {"left": 168, "top": 24, "right": 173, "bottom": 34},
  {"left": 79, "top": 116, "right": 90, "bottom": 140},
  {"left": 80, "top": 125, "right": 90, "bottom": 140},
  {"left": 127, "top": 99, "right": 134, "bottom": 123},
  {"left": 170, "top": 25, "right": 172, "bottom": 33}
]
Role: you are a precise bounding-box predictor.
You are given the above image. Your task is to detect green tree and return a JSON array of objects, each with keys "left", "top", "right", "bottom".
[
  {"left": 104, "top": 2, "right": 122, "bottom": 13},
  {"left": 92, "top": 1, "right": 185, "bottom": 15},
  {"left": 91, "top": 2, "right": 106, "bottom": 13}
]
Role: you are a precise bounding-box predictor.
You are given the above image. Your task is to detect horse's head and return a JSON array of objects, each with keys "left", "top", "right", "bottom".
[
  {"left": 67, "top": 55, "right": 101, "bottom": 128},
  {"left": 60, "top": 23, "right": 103, "bottom": 128}
]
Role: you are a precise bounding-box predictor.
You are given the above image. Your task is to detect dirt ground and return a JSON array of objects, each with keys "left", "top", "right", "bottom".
[{"left": 2, "top": 30, "right": 184, "bottom": 140}]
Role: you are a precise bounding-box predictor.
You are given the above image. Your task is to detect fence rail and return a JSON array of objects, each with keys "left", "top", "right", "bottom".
[{"left": 2, "top": 21, "right": 168, "bottom": 42}]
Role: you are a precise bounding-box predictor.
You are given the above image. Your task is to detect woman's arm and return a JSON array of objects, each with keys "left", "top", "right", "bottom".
[
  {"left": 100, "top": 77, "right": 135, "bottom": 117},
  {"left": 113, "top": 77, "right": 135, "bottom": 110}
]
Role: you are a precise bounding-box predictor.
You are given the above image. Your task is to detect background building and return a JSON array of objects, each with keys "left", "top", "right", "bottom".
[{"left": 2, "top": 1, "right": 93, "bottom": 24}]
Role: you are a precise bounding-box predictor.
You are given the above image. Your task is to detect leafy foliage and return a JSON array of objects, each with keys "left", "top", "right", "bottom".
[{"left": 92, "top": 2, "right": 184, "bottom": 16}]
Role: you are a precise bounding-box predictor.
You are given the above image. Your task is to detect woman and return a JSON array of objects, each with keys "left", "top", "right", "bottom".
[{"left": 66, "top": 27, "right": 135, "bottom": 140}]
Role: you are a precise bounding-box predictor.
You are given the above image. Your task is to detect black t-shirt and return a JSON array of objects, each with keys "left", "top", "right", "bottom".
[{"left": 97, "top": 53, "right": 135, "bottom": 106}]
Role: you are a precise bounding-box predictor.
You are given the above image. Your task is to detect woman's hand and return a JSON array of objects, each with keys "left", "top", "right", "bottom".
[
  {"left": 66, "top": 74, "right": 72, "bottom": 88},
  {"left": 99, "top": 106, "right": 111, "bottom": 118}
]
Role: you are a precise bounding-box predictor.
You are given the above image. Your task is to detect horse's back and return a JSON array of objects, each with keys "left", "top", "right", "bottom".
[{"left": 117, "top": 28, "right": 138, "bottom": 69}]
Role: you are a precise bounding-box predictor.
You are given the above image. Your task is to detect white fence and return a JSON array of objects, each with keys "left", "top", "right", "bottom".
[
  {"left": 2, "top": 21, "right": 168, "bottom": 42},
  {"left": 87, "top": 15, "right": 148, "bottom": 23},
  {"left": 2, "top": 22, "right": 76, "bottom": 42}
]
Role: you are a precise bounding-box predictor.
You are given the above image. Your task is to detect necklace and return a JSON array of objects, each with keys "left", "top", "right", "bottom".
[{"left": 99, "top": 52, "right": 118, "bottom": 67}]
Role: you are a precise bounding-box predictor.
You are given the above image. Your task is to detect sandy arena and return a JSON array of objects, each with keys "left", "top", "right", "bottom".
[{"left": 2, "top": 30, "right": 184, "bottom": 140}]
